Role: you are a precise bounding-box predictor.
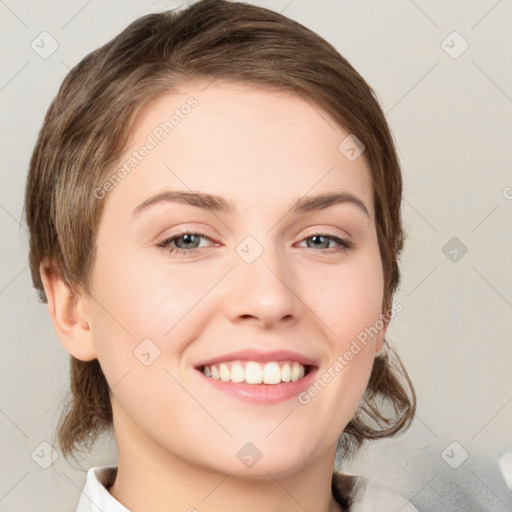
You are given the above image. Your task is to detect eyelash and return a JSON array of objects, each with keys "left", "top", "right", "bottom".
[{"left": 157, "top": 231, "right": 353, "bottom": 258}]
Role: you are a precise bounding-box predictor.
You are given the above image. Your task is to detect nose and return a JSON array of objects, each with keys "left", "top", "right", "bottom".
[{"left": 222, "top": 240, "right": 302, "bottom": 329}]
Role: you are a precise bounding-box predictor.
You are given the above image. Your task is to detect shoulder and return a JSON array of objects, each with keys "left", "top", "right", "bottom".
[{"left": 332, "top": 472, "right": 419, "bottom": 512}]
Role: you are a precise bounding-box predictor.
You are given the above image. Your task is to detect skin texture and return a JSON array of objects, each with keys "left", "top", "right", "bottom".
[{"left": 41, "top": 80, "right": 388, "bottom": 512}]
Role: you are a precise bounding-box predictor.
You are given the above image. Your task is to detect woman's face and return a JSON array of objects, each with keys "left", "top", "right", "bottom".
[{"left": 86, "top": 80, "right": 387, "bottom": 477}]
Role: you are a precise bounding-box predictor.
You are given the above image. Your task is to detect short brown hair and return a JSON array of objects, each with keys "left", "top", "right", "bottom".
[{"left": 24, "top": 0, "right": 415, "bottom": 463}]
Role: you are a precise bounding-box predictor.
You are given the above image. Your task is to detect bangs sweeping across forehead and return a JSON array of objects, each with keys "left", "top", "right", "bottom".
[{"left": 24, "top": 0, "right": 415, "bottom": 462}]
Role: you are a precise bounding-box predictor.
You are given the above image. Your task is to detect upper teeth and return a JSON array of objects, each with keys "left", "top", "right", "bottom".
[{"left": 202, "top": 361, "right": 306, "bottom": 385}]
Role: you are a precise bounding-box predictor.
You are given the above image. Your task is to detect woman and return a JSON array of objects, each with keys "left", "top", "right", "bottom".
[{"left": 24, "top": 1, "right": 417, "bottom": 510}]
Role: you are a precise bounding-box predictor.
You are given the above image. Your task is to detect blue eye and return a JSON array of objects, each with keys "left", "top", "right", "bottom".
[
  {"left": 158, "top": 232, "right": 212, "bottom": 257},
  {"left": 157, "top": 231, "right": 353, "bottom": 258},
  {"left": 298, "top": 234, "right": 353, "bottom": 252}
]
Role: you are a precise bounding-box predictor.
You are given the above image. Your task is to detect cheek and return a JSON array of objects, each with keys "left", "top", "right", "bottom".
[
  {"left": 309, "top": 250, "right": 385, "bottom": 350},
  {"left": 88, "top": 247, "right": 220, "bottom": 370}
]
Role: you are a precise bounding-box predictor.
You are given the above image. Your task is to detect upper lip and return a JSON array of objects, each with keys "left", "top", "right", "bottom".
[{"left": 194, "top": 349, "right": 318, "bottom": 368}]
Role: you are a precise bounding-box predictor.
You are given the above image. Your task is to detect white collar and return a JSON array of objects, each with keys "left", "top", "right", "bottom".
[
  {"left": 76, "top": 465, "right": 418, "bottom": 512},
  {"left": 76, "top": 465, "right": 129, "bottom": 512}
]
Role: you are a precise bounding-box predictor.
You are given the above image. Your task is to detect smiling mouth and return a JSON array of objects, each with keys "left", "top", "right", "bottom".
[{"left": 197, "top": 360, "right": 313, "bottom": 385}]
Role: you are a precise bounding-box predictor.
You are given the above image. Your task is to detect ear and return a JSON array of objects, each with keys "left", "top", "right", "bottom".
[{"left": 39, "top": 261, "right": 97, "bottom": 361}]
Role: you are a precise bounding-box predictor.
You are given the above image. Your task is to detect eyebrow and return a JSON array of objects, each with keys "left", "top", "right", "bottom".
[{"left": 131, "top": 190, "right": 370, "bottom": 219}]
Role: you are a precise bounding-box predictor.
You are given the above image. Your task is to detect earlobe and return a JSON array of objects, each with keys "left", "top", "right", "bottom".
[{"left": 39, "top": 262, "right": 97, "bottom": 362}]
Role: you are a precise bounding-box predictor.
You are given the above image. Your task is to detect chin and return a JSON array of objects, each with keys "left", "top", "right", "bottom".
[{"left": 212, "top": 444, "right": 315, "bottom": 481}]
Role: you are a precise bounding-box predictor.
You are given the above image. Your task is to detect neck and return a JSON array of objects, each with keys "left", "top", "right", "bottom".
[
  {"left": 108, "top": 419, "right": 344, "bottom": 512},
  {"left": 109, "top": 463, "right": 342, "bottom": 512}
]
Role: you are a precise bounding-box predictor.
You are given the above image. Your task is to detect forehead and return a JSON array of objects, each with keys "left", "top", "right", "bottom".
[{"left": 100, "top": 80, "right": 374, "bottom": 223}]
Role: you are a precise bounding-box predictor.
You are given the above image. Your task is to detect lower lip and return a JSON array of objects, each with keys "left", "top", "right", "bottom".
[{"left": 196, "top": 367, "right": 318, "bottom": 403}]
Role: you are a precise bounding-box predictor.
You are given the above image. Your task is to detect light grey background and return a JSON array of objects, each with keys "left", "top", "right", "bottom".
[{"left": 1, "top": 0, "right": 511, "bottom": 511}]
